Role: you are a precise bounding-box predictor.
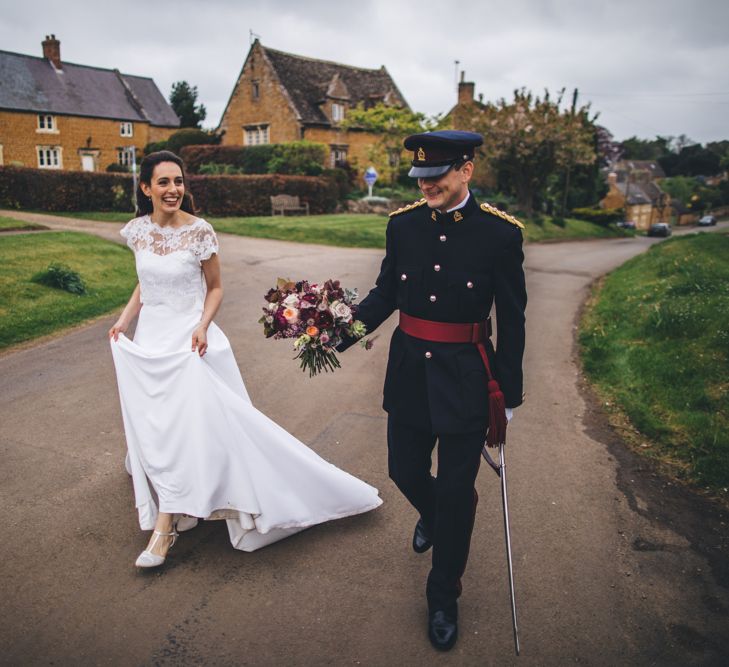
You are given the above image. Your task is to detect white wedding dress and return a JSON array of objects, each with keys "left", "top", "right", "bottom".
[{"left": 110, "top": 215, "right": 382, "bottom": 551}]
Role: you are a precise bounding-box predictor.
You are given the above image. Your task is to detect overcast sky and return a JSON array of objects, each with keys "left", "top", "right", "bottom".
[{"left": 2, "top": 0, "right": 728, "bottom": 144}]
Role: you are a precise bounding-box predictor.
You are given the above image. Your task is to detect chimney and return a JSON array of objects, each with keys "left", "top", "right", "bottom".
[
  {"left": 458, "top": 71, "right": 475, "bottom": 105},
  {"left": 42, "top": 34, "right": 61, "bottom": 70}
]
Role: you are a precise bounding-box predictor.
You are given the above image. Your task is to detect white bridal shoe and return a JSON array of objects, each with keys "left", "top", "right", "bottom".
[
  {"left": 175, "top": 514, "right": 199, "bottom": 532},
  {"left": 135, "top": 528, "right": 178, "bottom": 568}
]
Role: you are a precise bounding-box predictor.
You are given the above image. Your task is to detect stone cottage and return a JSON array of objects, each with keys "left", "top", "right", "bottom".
[
  {"left": 217, "top": 40, "right": 409, "bottom": 171},
  {"left": 0, "top": 35, "right": 179, "bottom": 172}
]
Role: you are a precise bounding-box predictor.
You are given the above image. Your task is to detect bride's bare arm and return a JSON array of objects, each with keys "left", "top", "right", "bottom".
[
  {"left": 193, "top": 255, "right": 224, "bottom": 356},
  {"left": 109, "top": 284, "right": 142, "bottom": 340}
]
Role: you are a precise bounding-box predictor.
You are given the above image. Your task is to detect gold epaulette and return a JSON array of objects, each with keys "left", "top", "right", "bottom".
[
  {"left": 389, "top": 198, "right": 427, "bottom": 217},
  {"left": 480, "top": 202, "right": 525, "bottom": 229}
]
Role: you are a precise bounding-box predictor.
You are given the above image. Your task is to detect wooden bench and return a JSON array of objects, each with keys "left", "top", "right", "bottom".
[{"left": 270, "top": 194, "right": 310, "bottom": 216}]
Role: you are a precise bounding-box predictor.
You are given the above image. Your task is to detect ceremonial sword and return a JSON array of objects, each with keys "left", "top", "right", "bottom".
[{"left": 482, "top": 444, "right": 521, "bottom": 656}]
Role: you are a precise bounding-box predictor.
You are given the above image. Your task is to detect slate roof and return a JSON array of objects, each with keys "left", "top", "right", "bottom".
[
  {"left": 616, "top": 181, "right": 655, "bottom": 205},
  {"left": 0, "top": 49, "right": 179, "bottom": 127},
  {"left": 260, "top": 44, "right": 409, "bottom": 126},
  {"left": 616, "top": 160, "right": 666, "bottom": 180}
]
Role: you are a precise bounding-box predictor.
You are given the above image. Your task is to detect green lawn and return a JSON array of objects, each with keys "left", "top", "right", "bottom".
[
  {"left": 0, "top": 231, "right": 137, "bottom": 349},
  {"left": 580, "top": 232, "right": 729, "bottom": 492},
  {"left": 47, "top": 210, "right": 631, "bottom": 247},
  {"left": 0, "top": 216, "right": 48, "bottom": 232}
]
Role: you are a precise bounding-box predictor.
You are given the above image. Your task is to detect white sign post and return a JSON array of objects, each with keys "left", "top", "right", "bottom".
[{"left": 364, "top": 166, "right": 378, "bottom": 198}]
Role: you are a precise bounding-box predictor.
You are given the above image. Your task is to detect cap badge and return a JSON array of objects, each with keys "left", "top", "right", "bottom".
[
  {"left": 453, "top": 210, "right": 463, "bottom": 222},
  {"left": 417, "top": 147, "right": 426, "bottom": 161}
]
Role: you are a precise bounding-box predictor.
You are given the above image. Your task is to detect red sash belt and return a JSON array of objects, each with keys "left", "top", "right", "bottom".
[{"left": 398, "top": 312, "right": 507, "bottom": 447}]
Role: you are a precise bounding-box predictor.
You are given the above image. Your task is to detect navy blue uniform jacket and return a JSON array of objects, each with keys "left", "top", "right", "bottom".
[{"left": 339, "top": 192, "right": 526, "bottom": 434}]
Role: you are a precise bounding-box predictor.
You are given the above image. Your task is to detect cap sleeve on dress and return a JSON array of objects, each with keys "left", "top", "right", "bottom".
[
  {"left": 120, "top": 218, "right": 141, "bottom": 250},
  {"left": 192, "top": 221, "right": 219, "bottom": 261}
]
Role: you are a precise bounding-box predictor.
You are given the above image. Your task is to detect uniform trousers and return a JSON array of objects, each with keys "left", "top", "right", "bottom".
[{"left": 387, "top": 416, "right": 485, "bottom": 615}]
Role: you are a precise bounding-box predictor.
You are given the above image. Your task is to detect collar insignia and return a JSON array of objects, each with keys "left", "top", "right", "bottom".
[
  {"left": 431, "top": 210, "right": 437, "bottom": 221},
  {"left": 417, "top": 147, "right": 426, "bottom": 161},
  {"left": 453, "top": 210, "right": 463, "bottom": 222}
]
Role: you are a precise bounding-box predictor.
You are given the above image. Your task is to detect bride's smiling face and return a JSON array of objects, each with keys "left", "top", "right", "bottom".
[{"left": 141, "top": 161, "right": 185, "bottom": 214}]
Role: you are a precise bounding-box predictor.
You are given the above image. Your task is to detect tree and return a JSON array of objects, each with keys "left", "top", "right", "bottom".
[
  {"left": 620, "top": 135, "right": 673, "bottom": 160},
  {"left": 341, "top": 103, "right": 435, "bottom": 183},
  {"left": 169, "top": 81, "right": 207, "bottom": 129},
  {"left": 659, "top": 144, "right": 722, "bottom": 177},
  {"left": 459, "top": 88, "right": 597, "bottom": 213}
]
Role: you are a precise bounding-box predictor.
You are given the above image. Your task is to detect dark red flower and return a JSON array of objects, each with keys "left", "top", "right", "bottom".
[
  {"left": 273, "top": 307, "right": 288, "bottom": 331},
  {"left": 314, "top": 309, "right": 334, "bottom": 328}
]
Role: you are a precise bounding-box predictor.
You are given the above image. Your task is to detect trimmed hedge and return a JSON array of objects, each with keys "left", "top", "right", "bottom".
[
  {"left": 180, "top": 141, "right": 327, "bottom": 176},
  {"left": 571, "top": 207, "right": 624, "bottom": 225},
  {"left": 0, "top": 166, "right": 338, "bottom": 216},
  {"left": 0, "top": 166, "right": 133, "bottom": 211},
  {"left": 180, "top": 145, "right": 274, "bottom": 174},
  {"left": 189, "top": 174, "right": 338, "bottom": 216},
  {"left": 166, "top": 128, "right": 219, "bottom": 156}
]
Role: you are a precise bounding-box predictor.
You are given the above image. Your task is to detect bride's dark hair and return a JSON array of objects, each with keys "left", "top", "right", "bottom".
[{"left": 135, "top": 150, "right": 197, "bottom": 216}]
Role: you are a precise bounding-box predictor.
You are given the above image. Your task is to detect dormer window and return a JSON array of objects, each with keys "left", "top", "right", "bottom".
[
  {"left": 332, "top": 103, "right": 344, "bottom": 122},
  {"left": 120, "top": 122, "right": 133, "bottom": 137},
  {"left": 37, "top": 114, "right": 57, "bottom": 133}
]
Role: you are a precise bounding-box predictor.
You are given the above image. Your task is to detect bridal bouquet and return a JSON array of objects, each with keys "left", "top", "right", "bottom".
[{"left": 260, "top": 278, "right": 369, "bottom": 376}]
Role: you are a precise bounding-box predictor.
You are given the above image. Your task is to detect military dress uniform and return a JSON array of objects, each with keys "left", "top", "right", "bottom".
[{"left": 339, "top": 131, "right": 526, "bottom": 648}]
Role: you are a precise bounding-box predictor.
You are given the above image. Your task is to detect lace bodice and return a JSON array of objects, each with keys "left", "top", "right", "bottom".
[{"left": 120, "top": 216, "right": 219, "bottom": 308}]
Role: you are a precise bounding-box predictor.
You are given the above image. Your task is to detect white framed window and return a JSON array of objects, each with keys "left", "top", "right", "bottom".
[
  {"left": 37, "top": 114, "right": 57, "bottom": 133},
  {"left": 244, "top": 125, "right": 269, "bottom": 146},
  {"left": 330, "top": 147, "right": 348, "bottom": 167},
  {"left": 120, "top": 122, "right": 133, "bottom": 137},
  {"left": 37, "top": 145, "right": 62, "bottom": 169},
  {"left": 331, "top": 103, "right": 344, "bottom": 122},
  {"left": 118, "top": 148, "right": 134, "bottom": 167}
]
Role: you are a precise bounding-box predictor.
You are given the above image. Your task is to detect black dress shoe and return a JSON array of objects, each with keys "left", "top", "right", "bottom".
[
  {"left": 412, "top": 518, "right": 432, "bottom": 553},
  {"left": 428, "top": 610, "right": 458, "bottom": 651}
]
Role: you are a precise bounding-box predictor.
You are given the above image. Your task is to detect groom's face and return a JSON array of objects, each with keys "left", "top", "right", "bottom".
[{"left": 417, "top": 161, "right": 473, "bottom": 212}]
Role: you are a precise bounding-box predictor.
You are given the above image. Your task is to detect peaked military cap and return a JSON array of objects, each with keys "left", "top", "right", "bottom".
[{"left": 404, "top": 130, "right": 484, "bottom": 178}]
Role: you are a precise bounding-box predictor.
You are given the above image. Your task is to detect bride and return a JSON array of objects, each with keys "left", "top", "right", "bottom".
[{"left": 109, "top": 151, "right": 381, "bottom": 568}]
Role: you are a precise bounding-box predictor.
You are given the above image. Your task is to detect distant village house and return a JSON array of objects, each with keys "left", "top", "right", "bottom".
[
  {"left": 217, "top": 40, "right": 409, "bottom": 171},
  {"left": 0, "top": 35, "right": 179, "bottom": 172},
  {"left": 601, "top": 160, "right": 673, "bottom": 229}
]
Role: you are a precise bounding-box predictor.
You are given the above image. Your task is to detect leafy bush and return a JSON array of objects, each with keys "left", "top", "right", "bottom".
[
  {"left": 238, "top": 145, "right": 277, "bottom": 174},
  {"left": 181, "top": 144, "right": 270, "bottom": 173},
  {"left": 144, "top": 140, "right": 169, "bottom": 155},
  {"left": 571, "top": 207, "right": 624, "bottom": 225},
  {"left": 180, "top": 142, "right": 327, "bottom": 176},
  {"left": 166, "top": 129, "right": 219, "bottom": 156},
  {"left": 188, "top": 174, "right": 338, "bottom": 216},
  {"left": 106, "top": 163, "right": 129, "bottom": 173},
  {"left": 0, "top": 166, "right": 134, "bottom": 212},
  {"left": 322, "top": 167, "right": 354, "bottom": 200},
  {"left": 267, "top": 141, "right": 326, "bottom": 176},
  {"left": 31, "top": 263, "right": 87, "bottom": 295},
  {"left": 198, "top": 163, "right": 241, "bottom": 175}
]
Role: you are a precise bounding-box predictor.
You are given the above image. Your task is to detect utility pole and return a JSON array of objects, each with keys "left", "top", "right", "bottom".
[{"left": 454, "top": 60, "right": 460, "bottom": 92}]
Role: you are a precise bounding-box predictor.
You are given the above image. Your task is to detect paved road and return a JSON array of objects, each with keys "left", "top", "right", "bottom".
[{"left": 1, "top": 214, "right": 728, "bottom": 665}]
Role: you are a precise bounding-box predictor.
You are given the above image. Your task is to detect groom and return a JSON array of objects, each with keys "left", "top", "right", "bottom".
[{"left": 338, "top": 130, "right": 526, "bottom": 651}]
